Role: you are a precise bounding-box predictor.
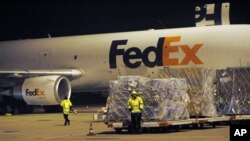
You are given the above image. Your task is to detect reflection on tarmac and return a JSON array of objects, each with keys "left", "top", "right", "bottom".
[{"left": 0, "top": 107, "right": 229, "bottom": 141}]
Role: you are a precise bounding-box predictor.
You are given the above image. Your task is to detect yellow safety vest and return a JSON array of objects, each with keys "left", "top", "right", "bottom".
[
  {"left": 127, "top": 96, "right": 144, "bottom": 113},
  {"left": 60, "top": 99, "right": 72, "bottom": 114}
]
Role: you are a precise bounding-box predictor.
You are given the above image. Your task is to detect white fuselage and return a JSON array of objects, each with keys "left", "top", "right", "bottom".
[{"left": 0, "top": 25, "right": 250, "bottom": 91}]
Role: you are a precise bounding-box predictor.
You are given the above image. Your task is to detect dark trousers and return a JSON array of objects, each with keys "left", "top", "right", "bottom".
[
  {"left": 131, "top": 112, "right": 142, "bottom": 133},
  {"left": 63, "top": 114, "right": 70, "bottom": 125}
]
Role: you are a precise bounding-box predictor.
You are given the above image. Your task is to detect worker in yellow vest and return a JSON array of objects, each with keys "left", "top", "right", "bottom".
[
  {"left": 127, "top": 90, "right": 144, "bottom": 134},
  {"left": 60, "top": 96, "right": 72, "bottom": 126}
]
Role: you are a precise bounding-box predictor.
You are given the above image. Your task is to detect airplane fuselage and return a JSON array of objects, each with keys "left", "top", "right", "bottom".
[{"left": 1, "top": 25, "right": 250, "bottom": 92}]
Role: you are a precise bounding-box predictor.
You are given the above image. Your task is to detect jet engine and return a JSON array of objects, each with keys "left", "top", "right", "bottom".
[{"left": 13, "top": 75, "right": 71, "bottom": 105}]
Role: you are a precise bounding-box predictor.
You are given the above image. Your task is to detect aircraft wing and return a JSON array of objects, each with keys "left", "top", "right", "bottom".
[{"left": 0, "top": 69, "right": 83, "bottom": 88}]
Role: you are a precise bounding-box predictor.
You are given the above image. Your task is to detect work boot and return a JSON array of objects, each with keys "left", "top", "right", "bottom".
[
  {"left": 68, "top": 121, "right": 70, "bottom": 125},
  {"left": 64, "top": 122, "right": 67, "bottom": 126}
]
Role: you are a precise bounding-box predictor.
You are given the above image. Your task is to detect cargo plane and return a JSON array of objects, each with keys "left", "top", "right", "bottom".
[{"left": 0, "top": 25, "right": 250, "bottom": 113}]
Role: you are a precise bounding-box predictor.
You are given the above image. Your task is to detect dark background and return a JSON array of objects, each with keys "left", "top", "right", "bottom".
[{"left": 0, "top": 0, "right": 250, "bottom": 41}]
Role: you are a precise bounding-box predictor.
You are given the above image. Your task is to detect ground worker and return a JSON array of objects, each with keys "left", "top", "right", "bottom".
[
  {"left": 127, "top": 90, "right": 144, "bottom": 134},
  {"left": 60, "top": 96, "right": 72, "bottom": 126}
]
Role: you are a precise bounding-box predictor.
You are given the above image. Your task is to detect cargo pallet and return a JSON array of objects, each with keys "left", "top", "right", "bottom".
[{"left": 106, "top": 115, "right": 250, "bottom": 133}]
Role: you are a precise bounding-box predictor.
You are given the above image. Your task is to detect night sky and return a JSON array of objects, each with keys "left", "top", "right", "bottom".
[{"left": 0, "top": 0, "right": 250, "bottom": 41}]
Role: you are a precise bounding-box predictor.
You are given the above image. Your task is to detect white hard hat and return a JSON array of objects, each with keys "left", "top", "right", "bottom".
[{"left": 131, "top": 90, "right": 138, "bottom": 95}]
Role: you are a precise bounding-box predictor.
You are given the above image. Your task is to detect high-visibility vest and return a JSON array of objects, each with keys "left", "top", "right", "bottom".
[
  {"left": 127, "top": 96, "right": 144, "bottom": 113},
  {"left": 60, "top": 99, "right": 72, "bottom": 114}
]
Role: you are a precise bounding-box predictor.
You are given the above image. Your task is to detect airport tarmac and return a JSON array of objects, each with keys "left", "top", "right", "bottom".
[{"left": 0, "top": 111, "right": 230, "bottom": 141}]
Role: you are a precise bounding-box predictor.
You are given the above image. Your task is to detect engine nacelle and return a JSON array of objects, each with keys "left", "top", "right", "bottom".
[{"left": 13, "top": 75, "right": 71, "bottom": 105}]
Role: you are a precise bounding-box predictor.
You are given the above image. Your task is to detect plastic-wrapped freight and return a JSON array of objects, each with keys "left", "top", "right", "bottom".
[
  {"left": 142, "top": 106, "right": 159, "bottom": 121},
  {"left": 142, "top": 77, "right": 190, "bottom": 121},
  {"left": 106, "top": 106, "right": 130, "bottom": 122},
  {"left": 106, "top": 76, "right": 190, "bottom": 122},
  {"left": 159, "top": 100, "right": 189, "bottom": 120},
  {"left": 107, "top": 76, "right": 153, "bottom": 122},
  {"left": 160, "top": 68, "right": 217, "bottom": 117},
  {"left": 118, "top": 76, "right": 146, "bottom": 91},
  {"left": 157, "top": 78, "right": 190, "bottom": 120},
  {"left": 118, "top": 75, "right": 153, "bottom": 101},
  {"left": 216, "top": 67, "right": 250, "bottom": 115},
  {"left": 106, "top": 80, "right": 131, "bottom": 122}
]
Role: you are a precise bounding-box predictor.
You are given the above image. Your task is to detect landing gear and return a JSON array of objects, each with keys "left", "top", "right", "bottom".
[
  {"left": 16, "top": 104, "right": 34, "bottom": 114},
  {"left": 0, "top": 96, "right": 34, "bottom": 115},
  {"left": 43, "top": 105, "right": 61, "bottom": 113},
  {"left": 0, "top": 103, "right": 7, "bottom": 115}
]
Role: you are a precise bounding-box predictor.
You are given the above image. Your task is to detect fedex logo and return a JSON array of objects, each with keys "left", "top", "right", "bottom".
[
  {"left": 26, "top": 88, "right": 45, "bottom": 96},
  {"left": 109, "top": 36, "right": 203, "bottom": 68},
  {"left": 195, "top": 2, "right": 230, "bottom": 26}
]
